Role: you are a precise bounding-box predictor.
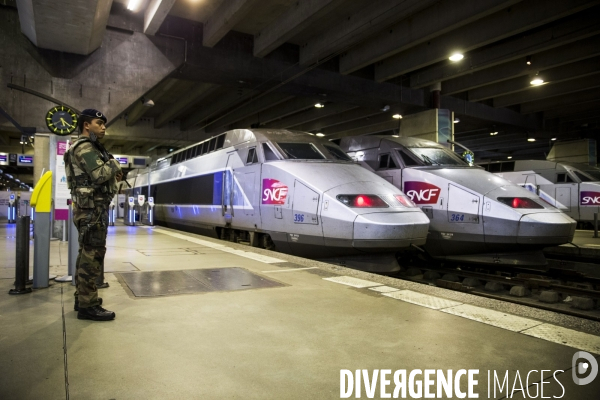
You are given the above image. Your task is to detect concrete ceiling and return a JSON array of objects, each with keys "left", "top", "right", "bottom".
[{"left": 10, "top": 0, "right": 600, "bottom": 160}]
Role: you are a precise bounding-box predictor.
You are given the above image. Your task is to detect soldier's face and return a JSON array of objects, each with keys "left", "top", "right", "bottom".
[{"left": 86, "top": 118, "right": 106, "bottom": 139}]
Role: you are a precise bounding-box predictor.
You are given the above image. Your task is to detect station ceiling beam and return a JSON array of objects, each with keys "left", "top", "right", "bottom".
[
  {"left": 543, "top": 101, "right": 600, "bottom": 120},
  {"left": 181, "top": 88, "right": 258, "bottom": 131},
  {"left": 376, "top": 0, "right": 598, "bottom": 82},
  {"left": 205, "top": 93, "right": 295, "bottom": 133},
  {"left": 493, "top": 73, "right": 600, "bottom": 108},
  {"left": 232, "top": 96, "right": 321, "bottom": 129},
  {"left": 254, "top": 0, "right": 345, "bottom": 58},
  {"left": 180, "top": 43, "right": 536, "bottom": 130},
  {"left": 126, "top": 78, "right": 180, "bottom": 127},
  {"left": 144, "top": 0, "right": 177, "bottom": 36},
  {"left": 469, "top": 56, "right": 600, "bottom": 101},
  {"left": 292, "top": 107, "right": 380, "bottom": 133},
  {"left": 263, "top": 103, "right": 356, "bottom": 130},
  {"left": 339, "top": 0, "right": 518, "bottom": 75},
  {"left": 443, "top": 35, "right": 600, "bottom": 95},
  {"left": 327, "top": 120, "right": 398, "bottom": 139},
  {"left": 203, "top": 0, "right": 259, "bottom": 48},
  {"left": 409, "top": 7, "right": 600, "bottom": 89},
  {"left": 320, "top": 113, "right": 397, "bottom": 136},
  {"left": 299, "top": 0, "right": 436, "bottom": 67},
  {"left": 154, "top": 83, "right": 219, "bottom": 129},
  {"left": 520, "top": 89, "right": 599, "bottom": 115}
]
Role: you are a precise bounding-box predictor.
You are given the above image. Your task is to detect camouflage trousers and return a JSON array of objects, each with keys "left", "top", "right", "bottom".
[{"left": 73, "top": 203, "right": 108, "bottom": 309}]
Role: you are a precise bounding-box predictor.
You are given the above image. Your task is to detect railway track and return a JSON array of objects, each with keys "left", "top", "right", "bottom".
[{"left": 388, "top": 251, "right": 600, "bottom": 322}]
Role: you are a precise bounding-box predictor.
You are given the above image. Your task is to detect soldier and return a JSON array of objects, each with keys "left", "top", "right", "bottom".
[{"left": 64, "top": 109, "right": 122, "bottom": 321}]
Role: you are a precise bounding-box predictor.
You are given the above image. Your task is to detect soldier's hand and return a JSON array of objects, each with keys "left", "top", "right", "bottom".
[{"left": 116, "top": 171, "right": 123, "bottom": 182}]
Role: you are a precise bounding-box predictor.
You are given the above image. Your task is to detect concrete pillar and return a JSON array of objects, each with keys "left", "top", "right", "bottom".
[{"left": 429, "top": 82, "right": 441, "bottom": 109}]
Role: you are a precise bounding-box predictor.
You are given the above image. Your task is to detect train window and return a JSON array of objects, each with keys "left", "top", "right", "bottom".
[
  {"left": 584, "top": 169, "right": 600, "bottom": 180},
  {"left": 488, "top": 163, "right": 502, "bottom": 173},
  {"left": 246, "top": 147, "right": 258, "bottom": 164},
  {"left": 397, "top": 150, "right": 421, "bottom": 166},
  {"left": 262, "top": 143, "right": 279, "bottom": 161},
  {"left": 557, "top": 173, "right": 575, "bottom": 183},
  {"left": 277, "top": 143, "right": 325, "bottom": 159},
  {"left": 324, "top": 145, "right": 352, "bottom": 161},
  {"left": 209, "top": 138, "right": 217, "bottom": 152},
  {"left": 379, "top": 154, "right": 389, "bottom": 169},
  {"left": 573, "top": 171, "right": 593, "bottom": 182},
  {"left": 216, "top": 134, "right": 225, "bottom": 150},
  {"left": 408, "top": 147, "right": 466, "bottom": 166}
]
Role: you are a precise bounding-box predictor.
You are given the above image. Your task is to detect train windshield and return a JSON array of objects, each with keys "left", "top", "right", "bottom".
[
  {"left": 406, "top": 147, "right": 467, "bottom": 166},
  {"left": 277, "top": 142, "right": 326, "bottom": 160},
  {"left": 324, "top": 144, "right": 353, "bottom": 161},
  {"left": 581, "top": 170, "right": 600, "bottom": 181},
  {"left": 574, "top": 170, "right": 600, "bottom": 182}
]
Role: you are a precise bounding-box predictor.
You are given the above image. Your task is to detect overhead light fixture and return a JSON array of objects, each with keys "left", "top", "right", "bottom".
[
  {"left": 453, "top": 118, "right": 460, "bottom": 123},
  {"left": 315, "top": 133, "right": 325, "bottom": 137},
  {"left": 530, "top": 72, "right": 545, "bottom": 86},
  {"left": 530, "top": 78, "right": 544, "bottom": 86},
  {"left": 306, "top": 132, "right": 315, "bottom": 136},
  {"left": 127, "top": 0, "right": 142, "bottom": 11},
  {"left": 142, "top": 97, "right": 155, "bottom": 107},
  {"left": 490, "top": 132, "right": 498, "bottom": 136},
  {"left": 526, "top": 56, "right": 532, "bottom": 65},
  {"left": 314, "top": 103, "right": 324, "bottom": 108},
  {"left": 551, "top": 138, "right": 557, "bottom": 141},
  {"left": 392, "top": 135, "right": 399, "bottom": 138},
  {"left": 392, "top": 114, "right": 402, "bottom": 119},
  {"left": 527, "top": 138, "right": 536, "bottom": 142},
  {"left": 381, "top": 105, "right": 390, "bottom": 112},
  {"left": 449, "top": 53, "right": 464, "bottom": 62},
  {"left": 507, "top": 156, "right": 513, "bottom": 159}
]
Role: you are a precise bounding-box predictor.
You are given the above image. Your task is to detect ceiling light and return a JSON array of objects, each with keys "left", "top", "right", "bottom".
[
  {"left": 507, "top": 156, "right": 513, "bottom": 159},
  {"left": 527, "top": 138, "right": 536, "bottom": 142},
  {"left": 392, "top": 114, "right": 402, "bottom": 119},
  {"left": 392, "top": 135, "right": 399, "bottom": 138},
  {"left": 490, "top": 132, "right": 498, "bottom": 136},
  {"left": 306, "top": 132, "right": 315, "bottom": 136},
  {"left": 142, "top": 97, "right": 155, "bottom": 107},
  {"left": 449, "top": 53, "right": 464, "bottom": 62},
  {"left": 127, "top": 0, "right": 142, "bottom": 11},
  {"left": 314, "top": 103, "right": 324, "bottom": 108},
  {"left": 453, "top": 118, "right": 460, "bottom": 123},
  {"left": 381, "top": 105, "right": 390, "bottom": 112},
  {"left": 526, "top": 56, "right": 532, "bottom": 65},
  {"left": 315, "top": 133, "right": 325, "bottom": 137},
  {"left": 530, "top": 78, "right": 544, "bottom": 86},
  {"left": 551, "top": 138, "right": 557, "bottom": 141}
]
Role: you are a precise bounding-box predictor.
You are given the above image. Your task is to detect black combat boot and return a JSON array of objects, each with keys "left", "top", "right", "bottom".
[
  {"left": 77, "top": 305, "right": 116, "bottom": 321},
  {"left": 74, "top": 297, "right": 102, "bottom": 311}
]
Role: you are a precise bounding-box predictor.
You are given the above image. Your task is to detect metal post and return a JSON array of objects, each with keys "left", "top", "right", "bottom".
[
  {"left": 56, "top": 203, "right": 76, "bottom": 283},
  {"left": 9, "top": 216, "right": 32, "bottom": 294},
  {"left": 33, "top": 211, "right": 51, "bottom": 289},
  {"left": 594, "top": 212, "right": 598, "bottom": 238}
]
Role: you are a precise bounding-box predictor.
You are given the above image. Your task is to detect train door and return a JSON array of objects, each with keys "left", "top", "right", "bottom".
[
  {"left": 225, "top": 150, "right": 258, "bottom": 229},
  {"left": 556, "top": 186, "right": 572, "bottom": 213},
  {"left": 289, "top": 180, "right": 324, "bottom": 254},
  {"left": 447, "top": 184, "right": 481, "bottom": 224}
]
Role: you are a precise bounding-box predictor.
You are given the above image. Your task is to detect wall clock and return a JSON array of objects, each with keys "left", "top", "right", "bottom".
[{"left": 46, "top": 106, "right": 78, "bottom": 135}]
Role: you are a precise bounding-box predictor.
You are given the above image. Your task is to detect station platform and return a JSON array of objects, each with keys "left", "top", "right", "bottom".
[{"left": 1, "top": 222, "right": 600, "bottom": 399}]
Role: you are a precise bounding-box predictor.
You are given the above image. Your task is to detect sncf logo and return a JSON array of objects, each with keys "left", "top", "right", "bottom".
[
  {"left": 262, "top": 179, "right": 288, "bottom": 205},
  {"left": 403, "top": 181, "right": 441, "bottom": 204},
  {"left": 581, "top": 191, "right": 600, "bottom": 206}
]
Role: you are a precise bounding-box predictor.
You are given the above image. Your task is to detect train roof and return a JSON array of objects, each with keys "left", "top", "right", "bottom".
[{"left": 339, "top": 135, "right": 445, "bottom": 152}]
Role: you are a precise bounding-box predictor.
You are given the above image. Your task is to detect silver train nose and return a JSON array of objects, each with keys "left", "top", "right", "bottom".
[
  {"left": 517, "top": 212, "right": 576, "bottom": 245},
  {"left": 353, "top": 211, "right": 429, "bottom": 251}
]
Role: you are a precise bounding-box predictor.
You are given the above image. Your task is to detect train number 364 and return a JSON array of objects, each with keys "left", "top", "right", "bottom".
[
  {"left": 450, "top": 213, "right": 465, "bottom": 222},
  {"left": 294, "top": 214, "right": 305, "bottom": 222}
]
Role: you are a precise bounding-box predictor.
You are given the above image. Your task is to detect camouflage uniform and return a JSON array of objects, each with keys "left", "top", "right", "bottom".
[{"left": 64, "top": 137, "right": 121, "bottom": 309}]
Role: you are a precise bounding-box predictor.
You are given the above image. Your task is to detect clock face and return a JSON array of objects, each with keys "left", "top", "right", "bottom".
[{"left": 46, "top": 106, "right": 78, "bottom": 136}]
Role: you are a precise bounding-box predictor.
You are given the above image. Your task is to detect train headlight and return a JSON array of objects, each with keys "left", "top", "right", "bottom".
[
  {"left": 497, "top": 197, "right": 544, "bottom": 209},
  {"left": 336, "top": 195, "right": 389, "bottom": 208},
  {"left": 394, "top": 195, "right": 417, "bottom": 208}
]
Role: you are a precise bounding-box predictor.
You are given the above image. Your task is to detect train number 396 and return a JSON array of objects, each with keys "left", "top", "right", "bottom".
[
  {"left": 450, "top": 213, "right": 465, "bottom": 222},
  {"left": 294, "top": 214, "right": 305, "bottom": 222}
]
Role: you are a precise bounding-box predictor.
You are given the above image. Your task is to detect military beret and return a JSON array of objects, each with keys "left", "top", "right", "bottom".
[{"left": 80, "top": 109, "right": 107, "bottom": 123}]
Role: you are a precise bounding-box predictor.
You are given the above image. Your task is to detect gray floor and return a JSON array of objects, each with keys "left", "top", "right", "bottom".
[{"left": 1, "top": 222, "right": 599, "bottom": 399}]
